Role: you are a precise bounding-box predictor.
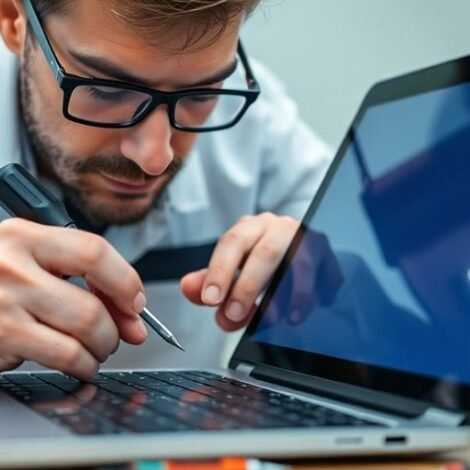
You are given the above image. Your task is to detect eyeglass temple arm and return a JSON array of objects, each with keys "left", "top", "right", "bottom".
[
  {"left": 23, "top": 0, "right": 65, "bottom": 83},
  {"left": 237, "top": 41, "right": 258, "bottom": 89}
]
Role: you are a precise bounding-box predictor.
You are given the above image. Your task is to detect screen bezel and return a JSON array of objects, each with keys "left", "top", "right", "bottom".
[{"left": 230, "top": 54, "right": 470, "bottom": 412}]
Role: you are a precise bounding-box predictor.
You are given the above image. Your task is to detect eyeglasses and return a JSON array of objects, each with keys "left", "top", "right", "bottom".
[{"left": 24, "top": 0, "right": 260, "bottom": 132}]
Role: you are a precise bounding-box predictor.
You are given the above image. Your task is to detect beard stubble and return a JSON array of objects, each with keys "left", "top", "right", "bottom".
[{"left": 19, "top": 40, "right": 184, "bottom": 227}]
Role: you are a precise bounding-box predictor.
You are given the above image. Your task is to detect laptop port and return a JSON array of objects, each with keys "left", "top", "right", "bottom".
[{"left": 384, "top": 435, "right": 407, "bottom": 445}]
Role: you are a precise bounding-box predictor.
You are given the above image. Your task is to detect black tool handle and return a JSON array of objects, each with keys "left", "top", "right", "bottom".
[{"left": 0, "top": 163, "right": 75, "bottom": 228}]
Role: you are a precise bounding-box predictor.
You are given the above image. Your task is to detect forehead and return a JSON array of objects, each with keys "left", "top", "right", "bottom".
[{"left": 44, "top": 0, "right": 243, "bottom": 87}]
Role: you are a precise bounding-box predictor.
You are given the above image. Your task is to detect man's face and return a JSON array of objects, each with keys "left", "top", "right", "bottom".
[{"left": 18, "top": 0, "right": 241, "bottom": 226}]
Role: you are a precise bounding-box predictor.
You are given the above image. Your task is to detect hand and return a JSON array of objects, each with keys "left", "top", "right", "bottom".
[
  {"left": 180, "top": 213, "right": 300, "bottom": 331},
  {"left": 0, "top": 219, "right": 147, "bottom": 380}
]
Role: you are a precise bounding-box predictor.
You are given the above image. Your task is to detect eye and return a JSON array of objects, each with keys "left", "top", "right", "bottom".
[
  {"left": 86, "top": 86, "right": 131, "bottom": 102},
  {"left": 187, "top": 95, "right": 218, "bottom": 104}
]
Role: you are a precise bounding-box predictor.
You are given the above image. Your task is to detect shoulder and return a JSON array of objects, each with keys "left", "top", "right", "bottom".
[
  {"left": 251, "top": 58, "right": 293, "bottom": 103},
  {"left": 195, "top": 55, "right": 330, "bottom": 172},
  {"left": 216, "top": 56, "right": 329, "bottom": 161},
  {"left": 199, "top": 56, "right": 316, "bottom": 153},
  {"left": 245, "top": 57, "right": 300, "bottom": 126}
]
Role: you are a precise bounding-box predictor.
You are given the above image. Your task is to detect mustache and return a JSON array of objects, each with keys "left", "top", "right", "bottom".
[{"left": 73, "top": 155, "right": 184, "bottom": 181}]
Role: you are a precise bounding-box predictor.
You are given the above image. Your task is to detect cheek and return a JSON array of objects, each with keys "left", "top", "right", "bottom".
[
  {"left": 28, "top": 63, "right": 63, "bottom": 130},
  {"left": 63, "top": 126, "right": 120, "bottom": 156},
  {"left": 28, "top": 59, "right": 117, "bottom": 154},
  {"left": 170, "top": 131, "right": 198, "bottom": 158}
]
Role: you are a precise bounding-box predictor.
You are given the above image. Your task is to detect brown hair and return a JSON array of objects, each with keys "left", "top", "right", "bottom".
[{"left": 31, "top": 0, "right": 261, "bottom": 50}]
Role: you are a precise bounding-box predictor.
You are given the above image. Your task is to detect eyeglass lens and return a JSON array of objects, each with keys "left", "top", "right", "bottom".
[{"left": 68, "top": 84, "right": 248, "bottom": 129}]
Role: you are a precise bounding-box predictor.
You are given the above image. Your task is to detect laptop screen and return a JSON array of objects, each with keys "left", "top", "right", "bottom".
[{"left": 233, "top": 56, "right": 470, "bottom": 410}]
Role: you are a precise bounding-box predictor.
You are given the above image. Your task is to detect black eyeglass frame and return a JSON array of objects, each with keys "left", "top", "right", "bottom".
[{"left": 24, "top": 0, "right": 261, "bottom": 132}]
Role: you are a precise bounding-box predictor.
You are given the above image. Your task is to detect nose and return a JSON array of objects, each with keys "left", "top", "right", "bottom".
[{"left": 120, "top": 105, "right": 174, "bottom": 176}]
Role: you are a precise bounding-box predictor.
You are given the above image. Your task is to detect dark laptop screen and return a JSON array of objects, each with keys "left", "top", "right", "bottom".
[{"left": 248, "top": 73, "right": 470, "bottom": 388}]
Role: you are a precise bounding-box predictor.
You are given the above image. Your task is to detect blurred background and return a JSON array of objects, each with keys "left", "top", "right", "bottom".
[{"left": 242, "top": 0, "right": 470, "bottom": 150}]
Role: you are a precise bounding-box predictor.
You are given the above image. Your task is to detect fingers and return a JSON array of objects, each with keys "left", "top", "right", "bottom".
[
  {"left": 185, "top": 214, "right": 299, "bottom": 330},
  {"left": 0, "top": 219, "right": 148, "bottom": 376},
  {"left": 2, "top": 219, "right": 146, "bottom": 317},
  {"left": 181, "top": 268, "right": 258, "bottom": 331},
  {"left": 21, "top": 270, "right": 121, "bottom": 362},
  {"left": 93, "top": 287, "right": 147, "bottom": 345},
  {"left": 182, "top": 268, "right": 259, "bottom": 331},
  {"left": 201, "top": 216, "right": 265, "bottom": 306},
  {"left": 0, "top": 316, "right": 99, "bottom": 380},
  {"left": 180, "top": 269, "right": 208, "bottom": 305},
  {"left": 215, "top": 304, "right": 257, "bottom": 332},
  {"left": 219, "top": 215, "right": 298, "bottom": 325},
  {"left": 0, "top": 355, "right": 23, "bottom": 372},
  {"left": 221, "top": 228, "right": 288, "bottom": 324}
]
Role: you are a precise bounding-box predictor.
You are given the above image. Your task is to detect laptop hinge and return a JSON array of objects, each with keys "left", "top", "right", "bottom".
[
  {"left": 235, "top": 362, "right": 255, "bottom": 376},
  {"left": 414, "top": 408, "right": 465, "bottom": 427},
  {"left": 251, "top": 364, "right": 428, "bottom": 419}
]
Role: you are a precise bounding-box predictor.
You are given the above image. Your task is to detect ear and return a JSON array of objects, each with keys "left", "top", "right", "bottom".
[{"left": 0, "top": 0, "right": 27, "bottom": 55}]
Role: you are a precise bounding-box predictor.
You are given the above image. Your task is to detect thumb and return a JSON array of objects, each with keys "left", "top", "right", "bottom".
[{"left": 180, "top": 268, "right": 208, "bottom": 305}]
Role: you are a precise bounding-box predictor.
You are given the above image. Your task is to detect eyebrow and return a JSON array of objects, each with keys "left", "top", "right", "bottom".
[{"left": 67, "top": 50, "right": 239, "bottom": 89}]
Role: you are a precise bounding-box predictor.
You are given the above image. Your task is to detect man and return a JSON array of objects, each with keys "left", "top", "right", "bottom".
[{"left": 0, "top": 0, "right": 330, "bottom": 379}]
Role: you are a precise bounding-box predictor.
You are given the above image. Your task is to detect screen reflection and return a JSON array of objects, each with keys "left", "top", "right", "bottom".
[
  {"left": 252, "top": 79, "right": 470, "bottom": 387},
  {"left": 17, "top": 372, "right": 304, "bottom": 433}
]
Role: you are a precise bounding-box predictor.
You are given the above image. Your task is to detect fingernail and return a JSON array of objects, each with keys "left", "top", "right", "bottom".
[
  {"left": 138, "top": 318, "right": 148, "bottom": 337},
  {"left": 227, "top": 301, "right": 244, "bottom": 322},
  {"left": 77, "top": 357, "right": 99, "bottom": 381},
  {"left": 203, "top": 285, "right": 221, "bottom": 304},
  {"left": 133, "top": 291, "right": 147, "bottom": 314}
]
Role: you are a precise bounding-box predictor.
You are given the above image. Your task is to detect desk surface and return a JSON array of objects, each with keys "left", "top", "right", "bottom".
[
  {"left": 46, "top": 446, "right": 470, "bottom": 470},
  {"left": 78, "top": 449, "right": 470, "bottom": 470},
  {"left": 281, "top": 449, "right": 470, "bottom": 470}
]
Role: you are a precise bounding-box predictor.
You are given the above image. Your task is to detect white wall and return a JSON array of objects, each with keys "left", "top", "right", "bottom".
[{"left": 242, "top": 0, "right": 470, "bottom": 149}]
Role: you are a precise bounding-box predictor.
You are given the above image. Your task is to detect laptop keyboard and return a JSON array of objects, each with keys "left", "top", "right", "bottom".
[{"left": 0, "top": 370, "right": 383, "bottom": 435}]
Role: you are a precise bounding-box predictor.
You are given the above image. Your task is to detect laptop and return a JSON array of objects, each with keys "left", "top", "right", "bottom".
[{"left": 2, "top": 55, "right": 470, "bottom": 468}]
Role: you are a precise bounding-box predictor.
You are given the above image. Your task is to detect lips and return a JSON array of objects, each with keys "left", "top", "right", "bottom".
[{"left": 99, "top": 173, "right": 158, "bottom": 195}]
